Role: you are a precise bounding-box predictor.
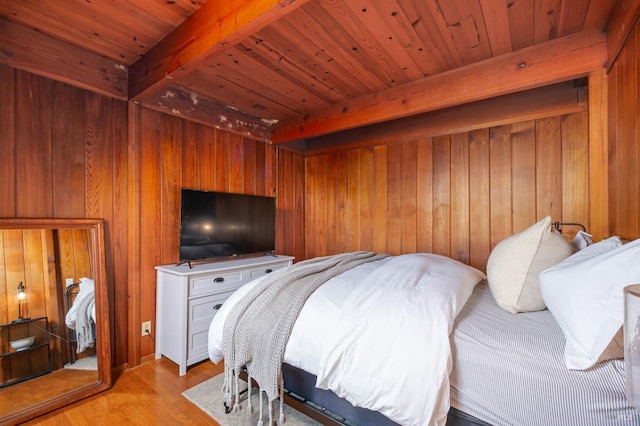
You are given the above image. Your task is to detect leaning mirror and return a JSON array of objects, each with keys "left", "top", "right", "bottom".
[{"left": 0, "top": 218, "right": 111, "bottom": 425}]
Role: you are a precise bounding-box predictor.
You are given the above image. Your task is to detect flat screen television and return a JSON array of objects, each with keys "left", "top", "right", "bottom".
[{"left": 179, "top": 189, "right": 276, "bottom": 262}]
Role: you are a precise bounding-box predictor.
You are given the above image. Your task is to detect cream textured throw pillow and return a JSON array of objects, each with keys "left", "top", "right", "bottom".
[{"left": 486, "top": 216, "right": 576, "bottom": 314}]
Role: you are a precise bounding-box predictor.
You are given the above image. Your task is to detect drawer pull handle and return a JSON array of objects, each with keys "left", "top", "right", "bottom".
[
  {"left": 213, "top": 304, "right": 223, "bottom": 310},
  {"left": 265, "top": 268, "right": 273, "bottom": 274},
  {"left": 213, "top": 277, "right": 225, "bottom": 283}
]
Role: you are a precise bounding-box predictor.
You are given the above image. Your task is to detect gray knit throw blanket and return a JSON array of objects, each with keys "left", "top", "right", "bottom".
[{"left": 221, "top": 251, "right": 388, "bottom": 425}]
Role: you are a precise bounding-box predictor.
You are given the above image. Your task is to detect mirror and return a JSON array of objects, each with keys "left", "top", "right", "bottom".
[{"left": 0, "top": 218, "right": 111, "bottom": 425}]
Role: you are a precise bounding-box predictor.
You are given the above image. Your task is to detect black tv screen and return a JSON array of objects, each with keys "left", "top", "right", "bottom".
[{"left": 179, "top": 189, "right": 276, "bottom": 261}]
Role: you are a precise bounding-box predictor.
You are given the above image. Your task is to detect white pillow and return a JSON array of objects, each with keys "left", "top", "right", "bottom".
[
  {"left": 540, "top": 237, "right": 640, "bottom": 370},
  {"left": 571, "top": 230, "right": 593, "bottom": 250},
  {"left": 486, "top": 216, "right": 576, "bottom": 314}
]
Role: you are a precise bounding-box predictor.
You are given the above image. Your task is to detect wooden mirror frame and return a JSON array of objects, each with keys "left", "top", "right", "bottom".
[{"left": 0, "top": 218, "right": 112, "bottom": 425}]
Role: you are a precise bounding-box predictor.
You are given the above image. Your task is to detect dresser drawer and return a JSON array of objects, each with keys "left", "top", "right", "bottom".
[
  {"left": 246, "top": 261, "right": 290, "bottom": 281},
  {"left": 189, "top": 270, "right": 244, "bottom": 297},
  {"left": 187, "top": 291, "right": 234, "bottom": 358}
]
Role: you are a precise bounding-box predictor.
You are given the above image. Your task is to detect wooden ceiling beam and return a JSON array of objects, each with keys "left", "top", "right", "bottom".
[
  {"left": 142, "top": 86, "right": 271, "bottom": 142},
  {"left": 303, "top": 80, "right": 587, "bottom": 156},
  {"left": 129, "top": 0, "right": 309, "bottom": 102},
  {"left": 606, "top": 0, "right": 640, "bottom": 70},
  {"left": 272, "top": 29, "right": 607, "bottom": 144},
  {"left": 0, "top": 18, "right": 128, "bottom": 100}
]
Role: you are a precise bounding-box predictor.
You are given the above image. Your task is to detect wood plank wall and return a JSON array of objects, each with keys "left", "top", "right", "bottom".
[
  {"left": 126, "top": 104, "right": 304, "bottom": 363},
  {"left": 608, "top": 19, "right": 640, "bottom": 240},
  {"left": 304, "top": 110, "right": 593, "bottom": 272},
  {"left": 0, "top": 64, "right": 128, "bottom": 367},
  {"left": 0, "top": 64, "right": 305, "bottom": 366}
]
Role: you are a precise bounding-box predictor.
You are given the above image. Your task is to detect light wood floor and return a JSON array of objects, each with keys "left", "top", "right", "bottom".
[
  {"left": 22, "top": 358, "right": 225, "bottom": 425},
  {"left": 1, "top": 368, "right": 97, "bottom": 417}
]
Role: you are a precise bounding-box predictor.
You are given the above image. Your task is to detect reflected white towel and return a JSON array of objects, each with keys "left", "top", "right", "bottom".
[{"left": 65, "top": 277, "right": 96, "bottom": 353}]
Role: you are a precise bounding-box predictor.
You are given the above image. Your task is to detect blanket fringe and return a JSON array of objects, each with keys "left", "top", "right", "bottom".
[
  {"left": 247, "top": 373, "right": 254, "bottom": 414},
  {"left": 232, "top": 370, "right": 242, "bottom": 412},
  {"left": 279, "top": 373, "right": 285, "bottom": 424},
  {"left": 258, "top": 385, "right": 264, "bottom": 426}
]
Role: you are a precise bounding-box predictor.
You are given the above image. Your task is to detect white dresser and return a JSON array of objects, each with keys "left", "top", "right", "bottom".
[{"left": 155, "top": 254, "right": 294, "bottom": 375}]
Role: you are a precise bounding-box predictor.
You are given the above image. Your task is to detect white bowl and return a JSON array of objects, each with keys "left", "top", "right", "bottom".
[{"left": 10, "top": 336, "right": 35, "bottom": 351}]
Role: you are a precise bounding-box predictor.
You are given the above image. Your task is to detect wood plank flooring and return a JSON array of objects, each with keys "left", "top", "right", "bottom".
[{"left": 22, "top": 358, "right": 224, "bottom": 425}]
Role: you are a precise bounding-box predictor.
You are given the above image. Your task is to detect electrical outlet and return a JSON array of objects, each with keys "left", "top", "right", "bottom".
[
  {"left": 65, "top": 278, "right": 74, "bottom": 287},
  {"left": 142, "top": 321, "right": 152, "bottom": 336}
]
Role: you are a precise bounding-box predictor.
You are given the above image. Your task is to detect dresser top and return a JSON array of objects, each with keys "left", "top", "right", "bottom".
[{"left": 155, "top": 254, "right": 294, "bottom": 276}]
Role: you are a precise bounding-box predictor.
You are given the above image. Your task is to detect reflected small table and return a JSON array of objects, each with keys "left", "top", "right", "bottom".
[{"left": 0, "top": 316, "right": 52, "bottom": 388}]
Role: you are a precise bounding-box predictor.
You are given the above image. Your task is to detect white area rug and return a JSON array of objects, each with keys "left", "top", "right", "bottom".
[
  {"left": 182, "top": 373, "right": 321, "bottom": 425},
  {"left": 63, "top": 355, "right": 97, "bottom": 371}
]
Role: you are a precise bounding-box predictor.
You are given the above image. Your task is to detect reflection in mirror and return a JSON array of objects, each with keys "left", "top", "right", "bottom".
[{"left": 0, "top": 219, "right": 111, "bottom": 425}]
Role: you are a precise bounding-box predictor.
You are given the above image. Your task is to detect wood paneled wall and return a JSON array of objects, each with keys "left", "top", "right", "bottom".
[
  {"left": 608, "top": 19, "right": 640, "bottom": 241},
  {"left": 127, "top": 104, "right": 304, "bottom": 362},
  {"left": 0, "top": 64, "right": 306, "bottom": 367},
  {"left": 0, "top": 64, "right": 128, "bottom": 367},
  {"left": 304, "top": 110, "right": 593, "bottom": 272}
]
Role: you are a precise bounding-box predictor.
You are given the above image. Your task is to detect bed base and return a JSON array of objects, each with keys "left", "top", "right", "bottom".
[
  {"left": 236, "top": 364, "right": 488, "bottom": 425},
  {"left": 277, "top": 363, "right": 490, "bottom": 426}
]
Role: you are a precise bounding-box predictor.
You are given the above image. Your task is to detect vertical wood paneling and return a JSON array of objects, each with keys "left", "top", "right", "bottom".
[
  {"left": 325, "top": 153, "right": 338, "bottom": 254},
  {"left": 304, "top": 108, "right": 593, "bottom": 272},
  {"left": 159, "top": 116, "right": 181, "bottom": 265},
  {"left": 401, "top": 141, "right": 417, "bottom": 253},
  {"left": 126, "top": 102, "right": 142, "bottom": 369},
  {"left": 1, "top": 67, "right": 303, "bottom": 368},
  {"left": 450, "top": 133, "right": 469, "bottom": 264},
  {"left": 198, "top": 126, "right": 215, "bottom": 190},
  {"left": 0, "top": 232, "right": 6, "bottom": 326},
  {"left": 181, "top": 120, "right": 200, "bottom": 190},
  {"left": 416, "top": 138, "right": 434, "bottom": 253},
  {"left": 347, "top": 151, "right": 361, "bottom": 251},
  {"left": 229, "top": 134, "right": 244, "bottom": 193},
  {"left": 243, "top": 138, "right": 256, "bottom": 194},
  {"left": 432, "top": 135, "right": 451, "bottom": 257},
  {"left": 293, "top": 150, "right": 305, "bottom": 262},
  {"left": 0, "top": 65, "right": 16, "bottom": 217},
  {"left": 386, "top": 143, "right": 402, "bottom": 255},
  {"left": 1, "top": 69, "right": 131, "bottom": 367},
  {"left": 283, "top": 149, "right": 299, "bottom": 256},
  {"left": 535, "top": 117, "right": 562, "bottom": 220},
  {"left": 317, "top": 155, "right": 328, "bottom": 256},
  {"left": 336, "top": 152, "right": 349, "bottom": 254},
  {"left": 489, "top": 125, "right": 512, "bottom": 246},
  {"left": 561, "top": 112, "right": 589, "bottom": 235},
  {"left": 131, "top": 108, "right": 297, "bottom": 362},
  {"left": 372, "top": 145, "right": 388, "bottom": 253},
  {"left": 511, "top": 121, "right": 537, "bottom": 233},
  {"left": 303, "top": 156, "right": 317, "bottom": 260},
  {"left": 214, "top": 131, "right": 230, "bottom": 191},
  {"left": 53, "top": 82, "right": 86, "bottom": 217},
  {"left": 110, "top": 97, "right": 128, "bottom": 367},
  {"left": 359, "top": 148, "right": 374, "bottom": 250},
  {"left": 16, "top": 71, "right": 53, "bottom": 217},
  {"left": 608, "top": 19, "right": 640, "bottom": 241},
  {"left": 139, "top": 109, "right": 161, "bottom": 358},
  {"left": 588, "top": 69, "right": 609, "bottom": 241},
  {"left": 468, "top": 128, "right": 490, "bottom": 269}
]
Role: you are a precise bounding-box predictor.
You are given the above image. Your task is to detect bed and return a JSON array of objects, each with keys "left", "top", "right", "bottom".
[{"left": 208, "top": 222, "right": 640, "bottom": 425}]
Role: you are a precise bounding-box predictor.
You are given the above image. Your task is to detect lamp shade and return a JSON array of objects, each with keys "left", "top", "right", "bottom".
[{"left": 624, "top": 284, "right": 640, "bottom": 410}]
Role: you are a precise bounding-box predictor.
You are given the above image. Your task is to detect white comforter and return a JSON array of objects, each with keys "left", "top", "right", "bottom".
[{"left": 208, "top": 253, "right": 485, "bottom": 425}]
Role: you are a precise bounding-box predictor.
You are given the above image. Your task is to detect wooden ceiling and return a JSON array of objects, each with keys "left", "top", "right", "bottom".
[{"left": 1, "top": 0, "right": 637, "bottom": 144}]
